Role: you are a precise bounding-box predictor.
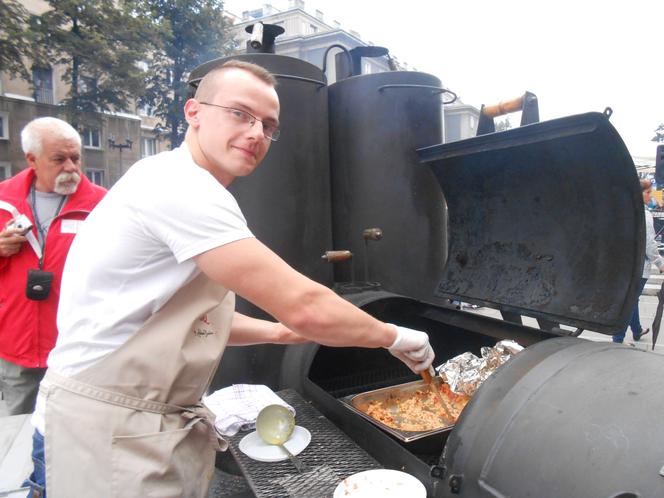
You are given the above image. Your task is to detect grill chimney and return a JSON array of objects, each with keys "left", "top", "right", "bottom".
[
  {"left": 245, "top": 22, "right": 285, "bottom": 54},
  {"left": 335, "top": 45, "right": 390, "bottom": 80}
]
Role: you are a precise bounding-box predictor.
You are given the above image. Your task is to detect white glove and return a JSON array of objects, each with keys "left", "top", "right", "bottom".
[{"left": 386, "top": 324, "right": 435, "bottom": 373}]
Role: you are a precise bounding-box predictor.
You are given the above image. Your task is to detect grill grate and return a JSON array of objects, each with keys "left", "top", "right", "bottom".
[
  {"left": 208, "top": 468, "right": 252, "bottom": 497},
  {"left": 272, "top": 465, "right": 342, "bottom": 497},
  {"left": 227, "top": 389, "right": 382, "bottom": 497}
]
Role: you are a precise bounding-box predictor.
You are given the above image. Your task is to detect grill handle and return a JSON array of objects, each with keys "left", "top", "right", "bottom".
[
  {"left": 377, "top": 84, "right": 457, "bottom": 104},
  {"left": 321, "top": 250, "right": 352, "bottom": 262},
  {"left": 477, "top": 91, "right": 539, "bottom": 135},
  {"left": 481, "top": 95, "right": 526, "bottom": 118}
]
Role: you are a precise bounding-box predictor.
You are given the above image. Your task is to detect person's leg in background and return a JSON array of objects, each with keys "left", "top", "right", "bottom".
[
  {"left": 613, "top": 278, "right": 648, "bottom": 343},
  {"left": 23, "top": 429, "right": 46, "bottom": 498},
  {"left": 630, "top": 277, "right": 649, "bottom": 341},
  {"left": 0, "top": 357, "right": 46, "bottom": 416},
  {"left": 613, "top": 277, "right": 649, "bottom": 343},
  {"left": 612, "top": 322, "right": 629, "bottom": 343}
]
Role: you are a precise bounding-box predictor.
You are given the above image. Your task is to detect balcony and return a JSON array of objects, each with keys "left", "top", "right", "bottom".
[{"left": 34, "top": 87, "right": 54, "bottom": 105}]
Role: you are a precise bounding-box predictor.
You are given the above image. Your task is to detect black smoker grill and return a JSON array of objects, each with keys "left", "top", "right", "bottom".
[{"left": 190, "top": 28, "right": 664, "bottom": 498}]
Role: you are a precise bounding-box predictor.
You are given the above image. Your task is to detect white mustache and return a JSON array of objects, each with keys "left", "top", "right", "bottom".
[{"left": 54, "top": 171, "right": 81, "bottom": 195}]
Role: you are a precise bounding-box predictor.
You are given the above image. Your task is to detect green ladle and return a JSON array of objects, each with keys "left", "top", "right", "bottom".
[{"left": 256, "top": 404, "right": 307, "bottom": 472}]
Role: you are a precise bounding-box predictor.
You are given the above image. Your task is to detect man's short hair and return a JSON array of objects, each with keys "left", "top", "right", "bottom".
[
  {"left": 21, "top": 117, "right": 81, "bottom": 156},
  {"left": 194, "top": 60, "right": 277, "bottom": 103}
]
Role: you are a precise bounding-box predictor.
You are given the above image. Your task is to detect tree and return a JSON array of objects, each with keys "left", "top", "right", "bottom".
[
  {"left": 494, "top": 117, "right": 513, "bottom": 132},
  {"left": 652, "top": 124, "right": 664, "bottom": 143},
  {"left": 134, "top": 0, "right": 236, "bottom": 148},
  {"left": 0, "top": 0, "right": 32, "bottom": 80},
  {"left": 31, "top": 1, "right": 151, "bottom": 127}
]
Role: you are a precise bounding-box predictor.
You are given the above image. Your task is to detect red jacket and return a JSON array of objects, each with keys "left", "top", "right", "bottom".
[{"left": 0, "top": 168, "right": 106, "bottom": 367}]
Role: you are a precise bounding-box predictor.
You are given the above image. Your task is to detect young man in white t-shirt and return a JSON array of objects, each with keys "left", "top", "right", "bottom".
[{"left": 26, "top": 60, "right": 436, "bottom": 497}]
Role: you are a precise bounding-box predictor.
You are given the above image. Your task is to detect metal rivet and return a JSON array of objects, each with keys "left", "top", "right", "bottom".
[
  {"left": 449, "top": 475, "right": 462, "bottom": 494},
  {"left": 430, "top": 465, "right": 445, "bottom": 479}
]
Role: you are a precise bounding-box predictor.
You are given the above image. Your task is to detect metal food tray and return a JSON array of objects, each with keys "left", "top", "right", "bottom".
[{"left": 339, "top": 380, "right": 455, "bottom": 443}]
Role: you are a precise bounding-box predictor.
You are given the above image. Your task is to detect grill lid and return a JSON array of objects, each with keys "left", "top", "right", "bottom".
[{"left": 418, "top": 112, "right": 644, "bottom": 334}]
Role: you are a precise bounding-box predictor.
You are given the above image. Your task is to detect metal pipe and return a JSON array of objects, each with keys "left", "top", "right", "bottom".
[{"left": 321, "top": 44, "right": 352, "bottom": 79}]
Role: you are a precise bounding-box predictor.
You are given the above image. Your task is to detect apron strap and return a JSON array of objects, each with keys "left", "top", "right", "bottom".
[
  {"left": 182, "top": 403, "right": 228, "bottom": 451},
  {"left": 43, "top": 370, "right": 228, "bottom": 450}
]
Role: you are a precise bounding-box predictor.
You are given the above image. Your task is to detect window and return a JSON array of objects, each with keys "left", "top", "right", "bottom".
[
  {"left": 309, "top": 24, "right": 318, "bottom": 34},
  {"left": 0, "top": 162, "right": 10, "bottom": 181},
  {"left": 0, "top": 112, "right": 8, "bottom": 140},
  {"left": 82, "top": 128, "right": 101, "bottom": 149},
  {"left": 32, "top": 67, "right": 54, "bottom": 104},
  {"left": 141, "top": 137, "right": 157, "bottom": 158},
  {"left": 85, "top": 169, "right": 105, "bottom": 187}
]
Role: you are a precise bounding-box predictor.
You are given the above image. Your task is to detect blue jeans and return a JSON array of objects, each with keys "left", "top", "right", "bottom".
[
  {"left": 23, "top": 429, "right": 46, "bottom": 498},
  {"left": 612, "top": 277, "right": 648, "bottom": 343}
]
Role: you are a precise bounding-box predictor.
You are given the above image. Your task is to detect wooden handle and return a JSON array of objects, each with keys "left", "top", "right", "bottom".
[
  {"left": 482, "top": 95, "right": 524, "bottom": 118},
  {"left": 321, "top": 250, "right": 352, "bottom": 262},
  {"left": 420, "top": 368, "right": 433, "bottom": 384}
]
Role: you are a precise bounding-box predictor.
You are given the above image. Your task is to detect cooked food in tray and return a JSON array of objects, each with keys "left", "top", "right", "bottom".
[
  {"left": 345, "top": 340, "right": 524, "bottom": 440},
  {"left": 363, "top": 382, "right": 471, "bottom": 432}
]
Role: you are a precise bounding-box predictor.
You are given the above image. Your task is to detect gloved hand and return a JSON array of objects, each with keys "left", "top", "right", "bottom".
[{"left": 386, "top": 324, "right": 435, "bottom": 373}]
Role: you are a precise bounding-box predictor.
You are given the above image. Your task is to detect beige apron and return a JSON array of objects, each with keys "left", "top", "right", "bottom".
[{"left": 40, "top": 273, "right": 235, "bottom": 498}]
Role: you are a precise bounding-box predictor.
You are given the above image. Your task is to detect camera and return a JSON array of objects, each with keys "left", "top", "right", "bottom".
[{"left": 6, "top": 214, "right": 33, "bottom": 236}]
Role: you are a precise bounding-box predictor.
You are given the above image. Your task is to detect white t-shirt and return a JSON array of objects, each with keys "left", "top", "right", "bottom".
[{"left": 33, "top": 143, "right": 254, "bottom": 433}]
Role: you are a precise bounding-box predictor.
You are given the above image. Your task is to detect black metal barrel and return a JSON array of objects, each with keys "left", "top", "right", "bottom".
[
  {"left": 442, "top": 337, "right": 664, "bottom": 498},
  {"left": 328, "top": 71, "right": 447, "bottom": 302},
  {"left": 189, "top": 53, "right": 332, "bottom": 387}
]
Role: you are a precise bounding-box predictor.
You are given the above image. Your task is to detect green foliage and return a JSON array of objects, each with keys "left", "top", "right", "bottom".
[
  {"left": 31, "top": 0, "right": 151, "bottom": 127},
  {"left": 494, "top": 117, "right": 512, "bottom": 132},
  {"left": 4, "top": 0, "right": 234, "bottom": 145},
  {"left": 0, "top": 0, "right": 32, "bottom": 80},
  {"left": 133, "top": 0, "right": 237, "bottom": 148}
]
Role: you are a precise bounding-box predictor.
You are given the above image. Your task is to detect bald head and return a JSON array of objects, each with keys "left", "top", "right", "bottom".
[{"left": 194, "top": 60, "right": 277, "bottom": 104}]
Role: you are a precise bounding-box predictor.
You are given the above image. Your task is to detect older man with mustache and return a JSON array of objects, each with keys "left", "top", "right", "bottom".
[{"left": 0, "top": 116, "right": 106, "bottom": 416}]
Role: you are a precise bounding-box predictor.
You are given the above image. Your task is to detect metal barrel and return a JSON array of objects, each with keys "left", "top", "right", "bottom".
[
  {"left": 328, "top": 70, "right": 447, "bottom": 303},
  {"left": 442, "top": 336, "right": 664, "bottom": 497},
  {"left": 189, "top": 53, "right": 333, "bottom": 388}
]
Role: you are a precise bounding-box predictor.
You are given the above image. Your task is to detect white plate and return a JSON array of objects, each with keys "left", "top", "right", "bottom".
[
  {"left": 333, "top": 469, "right": 426, "bottom": 498},
  {"left": 238, "top": 425, "right": 311, "bottom": 462}
]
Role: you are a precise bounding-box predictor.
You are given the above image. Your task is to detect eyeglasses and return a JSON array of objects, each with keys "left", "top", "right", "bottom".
[{"left": 198, "top": 102, "right": 281, "bottom": 142}]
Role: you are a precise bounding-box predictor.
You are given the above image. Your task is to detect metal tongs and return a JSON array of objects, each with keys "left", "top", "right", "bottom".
[{"left": 420, "top": 366, "right": 453, "bottom": 422}]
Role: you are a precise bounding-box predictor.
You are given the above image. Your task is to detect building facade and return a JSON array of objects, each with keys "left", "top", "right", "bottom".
[
  {"left": 226, "top": 0, "right": 480, "bottom": 141},
  {"left": 0, "top": 0, "right": 166, "bottom": 186},
  {"left": 229, "top": 1, "right": 394, "bottom": 83}
]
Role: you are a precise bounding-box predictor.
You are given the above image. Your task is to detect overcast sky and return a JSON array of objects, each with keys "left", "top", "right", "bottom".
[{"left": 225, "top": 0, "right": 663, "bottom": 159}]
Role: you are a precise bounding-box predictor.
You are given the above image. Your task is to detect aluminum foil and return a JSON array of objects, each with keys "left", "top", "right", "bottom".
[{"left": 436, "top": 340, "right": 523, "bottom": 396}]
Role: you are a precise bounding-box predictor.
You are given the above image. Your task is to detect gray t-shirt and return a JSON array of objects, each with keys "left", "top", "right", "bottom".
[{"left": 30, "top": 190, "right": 66, "bottom": 244}]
